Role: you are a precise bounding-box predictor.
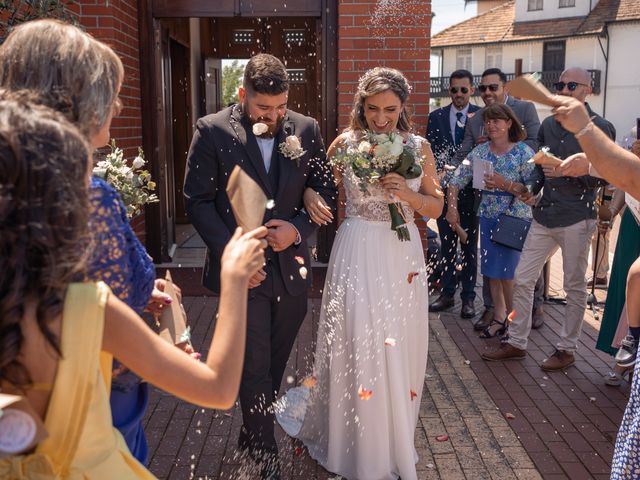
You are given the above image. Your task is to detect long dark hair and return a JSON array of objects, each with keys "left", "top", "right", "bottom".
[{"left": 0, "top": 92, "right": 91, "bottom": 389}]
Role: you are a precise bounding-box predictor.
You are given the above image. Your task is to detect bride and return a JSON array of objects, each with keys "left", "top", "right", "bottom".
[{"left": 276, "top": 67, "right": 443, "bottom": 480}]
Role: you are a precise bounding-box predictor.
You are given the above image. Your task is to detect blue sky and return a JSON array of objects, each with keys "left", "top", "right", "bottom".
[{"left": 431, "top": 0, "right": 477, "bottom": 76}]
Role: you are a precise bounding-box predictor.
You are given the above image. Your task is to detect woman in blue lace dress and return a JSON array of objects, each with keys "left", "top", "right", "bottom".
[
  {"left": 88, "top": 175, "right": 158, "bottom": 463},
  {"left": 0, "top": 19, "right": 175, "bottom": 464},
  {"left": 448, "top": 103, "right": 534, "bottom": 338}
]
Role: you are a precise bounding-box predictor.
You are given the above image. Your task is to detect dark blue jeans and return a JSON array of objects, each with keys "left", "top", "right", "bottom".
[{"left": 436, "top": 186, "right": 479, "bottom": 302}]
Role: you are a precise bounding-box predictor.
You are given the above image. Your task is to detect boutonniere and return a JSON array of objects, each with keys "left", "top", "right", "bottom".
[
  {"left": 252, "top": 122, "right": 269, "bottom": 136},
  {"left": 279, "top": 135, "right": 306, "bottom": 166}
]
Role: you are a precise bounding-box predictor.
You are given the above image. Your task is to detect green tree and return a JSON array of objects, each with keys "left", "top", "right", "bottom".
[
  {"left": 222, "top": 60, "right": 245, "bottom": 107},
  {"left": 0, "top": 0, "right": 78, "bottom": 44}
]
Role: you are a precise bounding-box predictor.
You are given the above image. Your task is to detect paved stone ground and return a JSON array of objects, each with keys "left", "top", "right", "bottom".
[
  {"left": 144, "top": 293, "right": 543, "bottom": 479},
  {"left": 144, "top": 249, "right": 629, "bottom": 480},
  {"left": 437, "top": 251, "right": 630, "bottom": 480}
]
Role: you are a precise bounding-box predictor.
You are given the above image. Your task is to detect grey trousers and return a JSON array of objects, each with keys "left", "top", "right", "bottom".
[{"left": 507, "top": 219, "right": 597, "bottom": 352}]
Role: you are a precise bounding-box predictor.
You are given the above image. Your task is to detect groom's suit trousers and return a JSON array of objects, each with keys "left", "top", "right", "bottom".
[{"left": 240, "top": 260, "right": 308, "bottom": 453}]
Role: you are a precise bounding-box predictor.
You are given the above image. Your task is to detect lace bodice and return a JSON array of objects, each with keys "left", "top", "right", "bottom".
[{"left": 340, "top": 132, "right": 425, "bottom": 222}]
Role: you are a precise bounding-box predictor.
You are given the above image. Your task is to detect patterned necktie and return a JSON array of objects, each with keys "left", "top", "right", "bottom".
[{"left": 455, "top": 111, "right": 465, "bottom": 146}]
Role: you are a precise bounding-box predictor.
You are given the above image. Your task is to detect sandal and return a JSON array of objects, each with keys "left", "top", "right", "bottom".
[{"left": 479, "top": 318, "right": 507, "bottom": 339}]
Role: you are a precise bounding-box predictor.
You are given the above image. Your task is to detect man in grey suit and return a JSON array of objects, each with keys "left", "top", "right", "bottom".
[
  {"left": 184, "top": 54, "right": 336, "bottom": 479},
  {"left": 446, "top": 67, "right": 545, "bottom": 332}
]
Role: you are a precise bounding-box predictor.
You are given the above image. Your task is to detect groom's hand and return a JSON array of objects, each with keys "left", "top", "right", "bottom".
[{"left": 265, "top": 219, "right": 298, "bottom": 252}]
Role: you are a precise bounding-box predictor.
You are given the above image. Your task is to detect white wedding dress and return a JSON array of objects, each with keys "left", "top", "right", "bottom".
[{"left": 276, "top": 132, "right": 430, "bottom": 480}]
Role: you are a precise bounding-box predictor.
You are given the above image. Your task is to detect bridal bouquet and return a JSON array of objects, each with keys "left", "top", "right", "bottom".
[
  {"left": 93, "top": 140, "right": 159, "bottom": 218},
  {"left": 332, "top": 131, "right": 422, "bottom": 241}
]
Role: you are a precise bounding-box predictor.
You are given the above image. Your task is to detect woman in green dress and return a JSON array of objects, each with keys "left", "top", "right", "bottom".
[{"left": 597, "top": 188, "right": 640, "bottom": 384}]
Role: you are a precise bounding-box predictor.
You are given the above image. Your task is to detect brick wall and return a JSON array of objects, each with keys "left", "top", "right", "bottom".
[
  {"left": 72, "top": 0, "right": 143, "bottom": 159},
  {"left": 72, "top": 0, "right": 146, "bottom": 238},
  {"left": 336, "top": 0, "right": 433, "bottom": 249}
]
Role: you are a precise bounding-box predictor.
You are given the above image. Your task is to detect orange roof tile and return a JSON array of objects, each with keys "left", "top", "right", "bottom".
[{"left": 432, "top": 0, "right": 640, "bottom": 49}]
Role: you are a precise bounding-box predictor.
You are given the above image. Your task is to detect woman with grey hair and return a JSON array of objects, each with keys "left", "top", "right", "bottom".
[{"left": 276, "top": 67, "right": 443, "bottom": 479}]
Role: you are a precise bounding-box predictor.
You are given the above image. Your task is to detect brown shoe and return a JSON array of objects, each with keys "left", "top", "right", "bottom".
[
  {"left": 474, "top": 307, "right": 494, "bottom": 331},
  {"left": 481, "top": 343, "right": 526, "bottom": 361},
  {"left": 541, "top": 349, "right": 575, "bottom": 371},
  {"left": 532, "top": 305, "right": 545, "bottom": 329}
]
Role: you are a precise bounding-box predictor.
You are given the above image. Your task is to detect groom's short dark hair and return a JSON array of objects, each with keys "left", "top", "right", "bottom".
[{"left": 243, "top": 54, "right": 289, "bottom": 96}]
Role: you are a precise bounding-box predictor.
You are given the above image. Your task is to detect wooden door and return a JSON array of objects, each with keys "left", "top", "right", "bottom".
[{"left": 170, "top": 39, "right": 193, "bottom": 224}]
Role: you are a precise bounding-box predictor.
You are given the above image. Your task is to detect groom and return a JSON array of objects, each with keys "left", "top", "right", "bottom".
[{"left": 183, "top": 53, "right": 336, "bottom": 478}]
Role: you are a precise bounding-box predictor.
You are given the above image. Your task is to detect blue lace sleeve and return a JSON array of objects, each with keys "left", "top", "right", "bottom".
[{"left": 87, "top": 177, "right": 155, "bottom": 315}]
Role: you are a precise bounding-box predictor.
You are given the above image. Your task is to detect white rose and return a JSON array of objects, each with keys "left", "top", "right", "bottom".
[
  {"left": 393, "top": 134, "right": 404, "bottom": 145},
  {"left": 373, "top": 133, "right": 389, "bottom": 145},
  {"left": 93, "top": 167, "right": 107, "bottom": 178},
  {"left": 252, "top": 122, "right": 268, "bottom": 136},
  {"left": 373, "top": 143, "right": 390, "bottom": 157},
  {"left": 358, "top": 141, "right": 372, "bottom": 154},
  {"left": 132, "top": 156, "right": 145, "bottom": 169},
  {"left": 389, "top": 142, "right": 403, "bottom": 157},
  {"left": 285, "top": 135, "right": 301, "bottom": 150}
]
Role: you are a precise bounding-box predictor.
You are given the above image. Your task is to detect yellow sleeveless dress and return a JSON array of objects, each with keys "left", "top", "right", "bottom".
[{"left": 0, "top": 282, "right": 156, "bottom": 479}]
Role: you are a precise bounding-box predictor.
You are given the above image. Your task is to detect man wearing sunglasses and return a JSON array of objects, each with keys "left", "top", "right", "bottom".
[
  {"left": 427, "top": 69, "right": 480, "bottom": 318},
  {"left": 482, "top": 67, "right": 616, "bottom": 371},
  {"left": 446, "top": 68, "right": 544, "bottom": 332}
]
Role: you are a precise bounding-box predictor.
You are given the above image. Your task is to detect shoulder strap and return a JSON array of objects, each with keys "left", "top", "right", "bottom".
[{"left": 37, "top": 282, "right": 111, "bottom": 475}]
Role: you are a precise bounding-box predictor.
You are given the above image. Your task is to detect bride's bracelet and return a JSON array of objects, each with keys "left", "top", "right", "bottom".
[{"left": 416, "top": 194, "right": 427, "bottom": 213}]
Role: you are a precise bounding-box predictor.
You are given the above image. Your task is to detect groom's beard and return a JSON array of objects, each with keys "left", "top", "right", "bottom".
[{"left": 241, "top": 103, "right": 285, "bottom": 138}]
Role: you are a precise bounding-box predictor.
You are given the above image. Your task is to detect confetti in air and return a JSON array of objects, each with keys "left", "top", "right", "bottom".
[
  {"left": 507, "top": 309, "right": 516, "bottom": 322},
  {"left": 301, "top": 376, "right": 317, "bottom": 388},
  {"left": 407, "top": 272, "right": 419, "bottom": 284},
  {"left": 299, "top": 266, "right": 308, "bottom": 279},
  {"left": 294, "top": 256, "right": 305, "bottom": 265},
  {"left": 410, "top": 390, "right": 417, "bottom": 401},
  {"left": 266, "top": 199, "right": 275, "bottom": 210},
  {"left": 358, "top": 385, "right": 373, "bottom": 400},
  {"left": 384, "top": 337, "right": 397, "bottom": 347}
]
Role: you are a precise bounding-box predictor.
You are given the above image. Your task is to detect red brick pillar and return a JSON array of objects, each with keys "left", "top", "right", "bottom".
[
  {"left": 336, "top": 0, "right": 433, "bottom": 250},
  {"left": 72, "top": 1, "right": 143, "bottom": 159},
  {"left": 72, "top": 1, "right": 146, "bottom": 238}
]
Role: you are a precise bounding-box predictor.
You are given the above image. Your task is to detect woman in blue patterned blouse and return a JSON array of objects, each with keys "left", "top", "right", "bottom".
[
  {"left": 447, "top": 103, "right": 535, "bottom": 338},
  {"left": 0, "top": 20, "right": 177, "bottom": 465}
]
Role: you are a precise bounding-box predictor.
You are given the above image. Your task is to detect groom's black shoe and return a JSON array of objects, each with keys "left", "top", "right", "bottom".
[
  {"left": 460, "top": 299, "right": 476, "bottom": 319},
  {"left": 238, "top": 425, "right": 251, "bottom": 452},
  {"left": 429, "top": 294, "right": 454, "bottom": 312}
]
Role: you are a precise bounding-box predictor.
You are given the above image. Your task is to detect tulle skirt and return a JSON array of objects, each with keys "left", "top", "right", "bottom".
[{"left": 276, "top": 217, "right": 429, "bottom": 480}]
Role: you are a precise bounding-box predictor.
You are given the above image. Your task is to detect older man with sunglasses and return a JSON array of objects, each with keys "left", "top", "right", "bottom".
[
  {"left": 445, "top": 68, "right": 543, "bottom": 331},
  {"left": 427, "top": 69, "right": 481, "bottom": 318},
  {"left": 482, "top": 67, "right": 616, "bottom": 371}
]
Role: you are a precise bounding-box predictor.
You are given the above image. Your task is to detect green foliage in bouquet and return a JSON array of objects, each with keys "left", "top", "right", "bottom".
[
  {"left": 332, "top": 131, "right": 424, "bottom": 241},
  {"left": 93, "top": 140, "right": 159, "bottom": 219}
]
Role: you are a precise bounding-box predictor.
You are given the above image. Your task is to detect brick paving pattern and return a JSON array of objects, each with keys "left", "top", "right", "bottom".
[{"left": 143, "top": 252, "right": 628, "bottom": 479}]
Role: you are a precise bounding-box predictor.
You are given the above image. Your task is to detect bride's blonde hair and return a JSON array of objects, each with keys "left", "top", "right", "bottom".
[{"left": 348, "top": 67, "right": 413, "bottom": 133}]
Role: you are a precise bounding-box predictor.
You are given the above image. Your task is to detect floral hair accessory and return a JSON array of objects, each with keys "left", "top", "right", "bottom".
[{"left": 279, "top": 135, "right": 306, "bottom": 166}]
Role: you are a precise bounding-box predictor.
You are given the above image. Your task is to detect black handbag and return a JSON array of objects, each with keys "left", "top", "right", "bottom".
[{"left": 490, "top": 197, "right": 531, "bottom": 252}]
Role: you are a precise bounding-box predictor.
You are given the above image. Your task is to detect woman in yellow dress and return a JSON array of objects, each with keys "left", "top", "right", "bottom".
[{"left": 0, "top": 93, "right": 267, "bottom": 478}]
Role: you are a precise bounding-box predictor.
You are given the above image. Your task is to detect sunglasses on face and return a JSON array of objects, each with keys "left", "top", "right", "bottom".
[
  {"left": 449, "top": 86, "right": 469, "bottom": 94},
  {"left": 553, "top": 81, "right": 588, "bottom": 91},
  {"left": 478, "top": 84, "right": 500, "bottom": 93}
]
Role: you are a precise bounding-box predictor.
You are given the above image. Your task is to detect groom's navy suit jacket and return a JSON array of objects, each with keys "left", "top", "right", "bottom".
[{"left": 183, "top": 105, "right": 337, "bottom": 295}]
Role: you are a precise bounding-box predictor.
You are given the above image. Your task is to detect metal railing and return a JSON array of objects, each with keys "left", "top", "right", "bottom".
[{"left": 430, "top": 69, "right": 601, "bottom": 98}]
